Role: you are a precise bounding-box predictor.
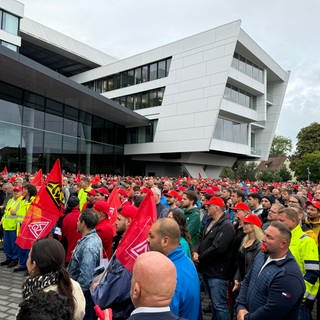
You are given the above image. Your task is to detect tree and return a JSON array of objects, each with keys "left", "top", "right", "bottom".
[
  {"left": 278, "top": 165, "right": 292, "bottom": 182},
  {"left": 295, "top": 122, "right": 320, "bottom": 157},
  {"left": 220, "top": 161, "right": 257, "bottom": 181},
  {"left": 270, "top": 135, "right": 292, "bottom": 157},
  {"left": 290, "top": 122, "right": 320, "bottom": 173},
  {"left": 294, "top": 152, "right": 320, "bottom": 181}
]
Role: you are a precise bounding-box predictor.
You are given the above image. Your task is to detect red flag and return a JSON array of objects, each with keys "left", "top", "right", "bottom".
[
  {"left": 16, "top": 159, "right": 64, "bottom": 249},
  {"left": 91, "top": 174, "right": 101, "bottom": 185},
  {"left": 1, "top": 166, "right": 8, "bottom": 175},
  {"left": 31, "top": 169, "right": 43, "bottom": 187},
  {"left": 116, "top": 190, "right": 157, "bottom": 272},
  {"left": 107, "top": 187, "right": 121, "bottom": 235},
  {"left": 74, "top": 171, "right": 81, "bottom": 183}
]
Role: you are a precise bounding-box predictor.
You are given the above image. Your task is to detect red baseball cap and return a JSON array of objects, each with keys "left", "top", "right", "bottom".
[
  {"left": 86, "top": 189, "right": 96, "bottom": 196},
  {"left": 96, "top": 187, "right": 109, "bottom": 195},
  {"left": 118, "top": 189, "right": 128, "bottom": 197},
  {"left": 231, "top": 202, "right": 250, "bottom": 212},
  {"left": 13, "top": 186, "right": 23, "bottom": 192},
  {"left": 119, "top": 205, "right": 138, "bottom": 219},
  {"left": 306, "top": 201, "right": 320, "bottom": 210},
  {"left": 241, "top": 214, "right": 262, "bottom": 228},
  {"left": 93, "top": 201, "right": 110, "bottom": 215},
  {"left": 203, "top": 197, "right": 225, "bottom": 207},
  {"left": 177, "top": 186, "right": 186, "bottom": 191},
  {"left": 166, "top": 190, "right": 180, "bottom": 198}
]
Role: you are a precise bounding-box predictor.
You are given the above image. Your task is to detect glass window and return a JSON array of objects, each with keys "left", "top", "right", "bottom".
[
  {"left": 91, "top": 116, "right": 104, "bottom": 142},
  {"left": 120, "top": 96, "right": 127, "bottom": 108},
  {"left": 62, "top": 136, "right": 78, "bottom": 154},
  {"left": 0, "top": 81, "right": 23, "bottom": 104},
  {"left": 23, "top": 107, "right": 45, "bottom": 130},
  {"left": 141, "top": 92, "right": 149, "bottom": 109},
  {"left": 24, "top": 92, "right": 45, "bottom": 110},
  {"left": 134, "top": 67, "right": 142, "bottom": 84},
  {"left": 223, "top": 119, "right": 233, "bottom": 142},
  {"left": 127, "top": 96, "right": 134, "bottom": 110},
  {"left": 63, "top": 106, "right": 78, "bottom": 136},
  {"left": 213, "top": 118, "right": 223, "bottom": 140},
  {"left": 134, "top": 94, "right": 142, "bottom": 110},
  {"left": 246, "top": 62, "right": 253, "bottom": 78},
  {"left": 158, "top": 60, "right": 166, "bottom": 78},
  {"left": 127, "top": 70, "right": 134, "bottom": 86},
  {"left": 142, "top": 65, "right": 149, "bottom": 82},
  {"left": 2, "top": 11, "right": 19, "bottom": 35},
  {"left": 102, "top": 79, "right": 108, "bottom": 92},
  {"left": 95, "top": 80, "right": 102, "bottom": 93},
  {"left": 149, "top": 90, "right": 157, "bottom": 107},
  {"left": 166, "top": 58, "right": 171, "bottom": 76},
  {"left": 113, "top": 74, "right": 120, "bottom": 90},
  {"left": 107, "top": 77, "right": 114, "bottom": 91},
  {"left": 149, "top": 63, "right": 157, "bottom": 81},
  {"left": 44, "top": 132, "right": 62, "bottom": 153},
  {"left": 121, "top": 71, "right": 128, "bottom": 87},
  {"left": 0, "top": 100, "right": 22, "bottom": 124},
  {"left": 1, "top": 40, "right": 17, "bottom": 52}
]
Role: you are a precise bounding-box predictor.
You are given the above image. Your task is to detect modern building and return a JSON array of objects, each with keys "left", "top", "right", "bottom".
[{"left": 0, "top": 0, "right": 289, "bottom": 177}]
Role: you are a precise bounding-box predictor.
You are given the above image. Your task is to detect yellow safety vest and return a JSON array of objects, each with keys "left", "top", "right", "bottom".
[
  {"left": 290, "top": 224, "right": 320, "bottom": 301},
  {"left": 78, "top": 186, "right": 91, "bottom": 211},
  {"left": 1, "top": 196, "right": 22, "bottom": 231},
  {"left": 16, "top": 196, "right": 35, "bottom": 235}
]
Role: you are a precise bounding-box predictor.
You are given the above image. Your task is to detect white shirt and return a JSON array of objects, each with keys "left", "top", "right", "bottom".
[{"left": 131, "top": 307, "right": 170, "bottom": 315}]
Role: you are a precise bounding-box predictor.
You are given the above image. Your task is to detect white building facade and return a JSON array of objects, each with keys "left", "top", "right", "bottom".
[{"left": 0, "top": 1, "right": 289, "bottom": 177}]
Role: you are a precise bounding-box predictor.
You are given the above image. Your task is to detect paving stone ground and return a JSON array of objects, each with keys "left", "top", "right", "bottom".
[{"left": 0, "top": 250, "right": 25, "bottom": 319}]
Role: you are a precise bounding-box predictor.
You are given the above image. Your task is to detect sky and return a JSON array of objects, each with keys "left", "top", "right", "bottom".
[{"left": 20, "top": 0, "right": 320, "bottom": 147}]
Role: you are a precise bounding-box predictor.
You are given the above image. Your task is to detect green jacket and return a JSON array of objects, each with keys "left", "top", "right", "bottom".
[
  {"left": 184, "top": 206, "right": 200, "bottom": 248},
  {"left": 290, "top": 224, "right": 319, "bottom": 301}
]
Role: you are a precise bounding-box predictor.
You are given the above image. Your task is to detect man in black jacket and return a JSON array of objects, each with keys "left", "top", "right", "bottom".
[{"left": 193, "top": 196, "right": 235, "bottom": 320}]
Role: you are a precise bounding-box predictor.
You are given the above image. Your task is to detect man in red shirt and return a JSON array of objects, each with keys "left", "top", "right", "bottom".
[
  {"left": 93, "top": 201, "right": 113, "bottom": 259},
  {"left": 61, "top": 196, "right": 82, "bottom": 264}
]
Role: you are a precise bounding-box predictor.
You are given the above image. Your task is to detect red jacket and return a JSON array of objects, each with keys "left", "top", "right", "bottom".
[
  {"left": 96, "top": 218, "right": 113, "bottom": 259},
  {"left": 61, "top": 208, "right": 82, "bottom": 263}
]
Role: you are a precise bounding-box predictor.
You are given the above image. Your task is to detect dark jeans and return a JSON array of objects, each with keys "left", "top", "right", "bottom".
[
  {"left": 84, "top": 290, "right": 97, "bottom": 320},
  {"left": 203, "top": 276, "right": 230, "bottom": 320},
  {"left": 3, "top": 230, "right": 19, "bottom": 261}
]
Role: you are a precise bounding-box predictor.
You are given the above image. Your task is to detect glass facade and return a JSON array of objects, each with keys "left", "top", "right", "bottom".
[
  {"left": 232, "top": 53, "right": 264, "bottom": 83},
  {"left": 224, "top": 83, "right": 256, "bottom": 110},
  {"left": 113, "top": 87, "right": 165, "bottom": 111},
  {"left": 214, "top": 117, "right": 248, "bottom": 144},
  {"left": 83, "top": 57, "right": 171, "bottom": 93},
  {"left": 0, "top": 9, "right": 19, "bottom": 35},
  {"left": 126, "top": 120, "right": 157, "bottom": 144},
  {"left": 0, "top": 81, "right": 126, "bottom": 174}
]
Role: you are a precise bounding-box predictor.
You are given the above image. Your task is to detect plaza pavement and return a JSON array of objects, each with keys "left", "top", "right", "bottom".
[{"left": 0, "top": 251, "right": 24, "bottom": 319}]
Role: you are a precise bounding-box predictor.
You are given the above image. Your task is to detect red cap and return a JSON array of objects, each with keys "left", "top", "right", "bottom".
[
  {"left": 118, "top": 189, "right": 127, "bottom": 197},
  {"left": 13, "top": 186, "right": 23, "bottom": 192},
  {"left": 86, "top": 189, "right": 96, "bottom": 196},
  {"left": 231, "top": 202, "right": 250, "bottom": 212},
  {"left": 203, "top": 197, "right": 225, "bottom": 207},
  {"left": 177, "top": 186, "right": 186, "bottom": 191},
  {"left": 166, "top": 190, "right": 180, "bottom": 198},
  {"left": 202, "top": 188, "right": 215, "bottom": 195},
  {"left": 241, "top": 214, "right": 262, "bottom": 228},
  {"left": 140, "top": 187, "right": 150, "bottom": 193},
  {"left": 93, "top": 201, "right": 110, "bottom": 215},
  {"left": 96, "top": 187, "right": 109, "bottom": 195},
  {"left": 120, "top": 205, "right": 138, "bottom": 219},
  {"left": 306, "top": 201, "right": 320, "bottom": 210}
]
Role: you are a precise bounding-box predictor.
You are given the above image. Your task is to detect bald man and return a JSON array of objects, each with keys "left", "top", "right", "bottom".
[
  {"left": 129, "top": 251, "right": 180, "bottom": 319},
  {"left": 148, "top": 218, "right": 201, "bottom": 320}
]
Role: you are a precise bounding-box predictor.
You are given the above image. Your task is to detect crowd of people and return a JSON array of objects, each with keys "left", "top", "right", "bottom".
[{"left": 1, "top": 172, "right": 320, "bottom": 320}]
